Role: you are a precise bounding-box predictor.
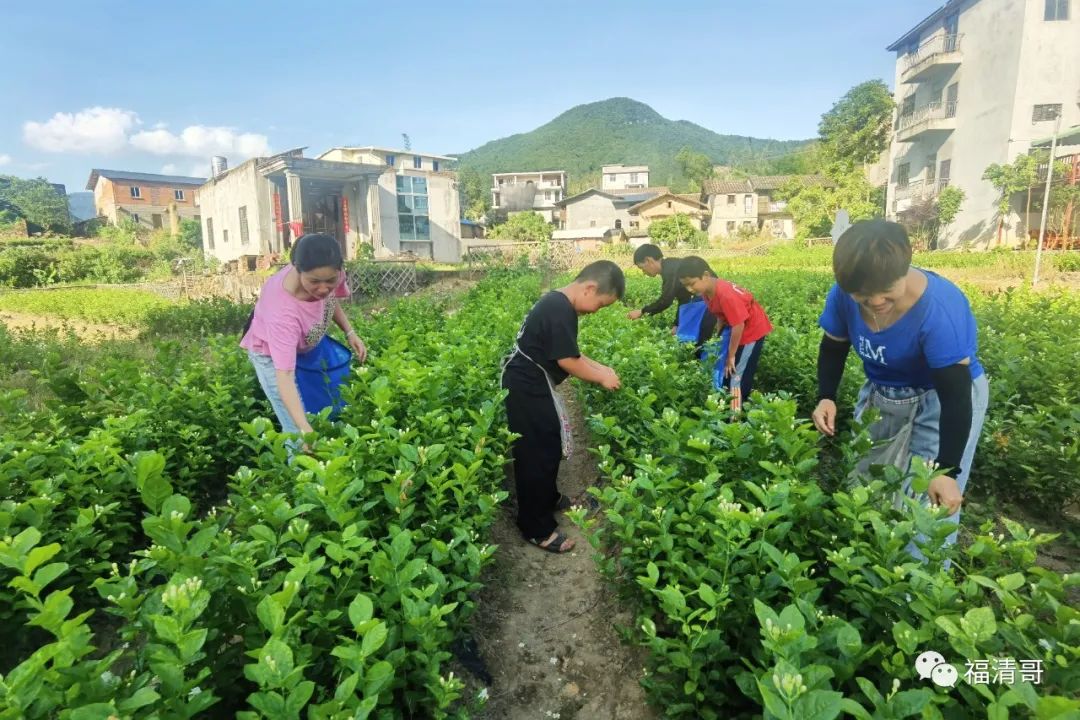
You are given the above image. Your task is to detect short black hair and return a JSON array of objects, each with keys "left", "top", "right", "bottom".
[
  {"left": 676, "top": 256, "right": 715, "bottom": 280},
  {"left": 291, "top": 233, "right": 344, "bottom": 272},
  {"left": 833, "top": 220, "right": 912, "bottom": 294},
  {"left": 633, "top": 243, "right": 663, "bottom": 265},
  {"left": 574, "top": 260, "right": 625, "bottom": 299}
]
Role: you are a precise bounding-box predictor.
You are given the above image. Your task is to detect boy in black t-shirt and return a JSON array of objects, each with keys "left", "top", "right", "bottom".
[{"left": 501, "top": 260, "right": 625, "bottom": 554}]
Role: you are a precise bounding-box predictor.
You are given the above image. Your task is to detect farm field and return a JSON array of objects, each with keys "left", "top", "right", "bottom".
[{"left": 0, "top": 246, "right": 1078, "bottom": 718}]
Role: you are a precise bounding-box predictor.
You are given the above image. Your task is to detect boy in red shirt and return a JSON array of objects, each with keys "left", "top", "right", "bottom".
[{"left": 678, "top": 256, "right": 773, "bottom": 409}]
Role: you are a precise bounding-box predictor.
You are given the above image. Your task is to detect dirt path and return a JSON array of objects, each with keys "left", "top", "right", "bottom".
[
  {"left": 0, "top": 310, "right": 133, "bottom": 341},
  {"left": 469, "top": 388, "right": 657, "bottom": 720}
]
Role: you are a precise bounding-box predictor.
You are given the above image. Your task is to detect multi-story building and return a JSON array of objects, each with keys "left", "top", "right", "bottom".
[
  {"left": 318, "top": 147, "right": 460, "bottom": 260},
  {"left": 601, "top": 164, "right": 649, "bottom": 191},
  {"left": 885, "top": 0, "right": 1079, "bottom": 247},
  {"left": 197, "top": 146, "right": 463, "bottom": 266},
  {"left": 490, "top": 171, "right": 566, "bottom": 223},
  {"left": 703, "top": 175, "right": 830, "bottom": 239},
  {"left": 86, "top": 169, "right": 205, "bottom": 230}
]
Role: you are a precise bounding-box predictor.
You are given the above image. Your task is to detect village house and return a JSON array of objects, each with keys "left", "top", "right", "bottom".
[
  {"left": 601, "top": 164, "right": 649, "bottom": 190},
  {"left": 197, "top": 146, "right": 463, "bottom": 267},
  {"left": 86, "top": 169, "right": 205, "bottom": 231},
  {"left": 490, "top": 171, "right": 566, "bottom": 223},
  {"left": 625, "top": 192, "right": 709, "bottom": 234},
  {"left": 318, "top": 146, "right": 461, "bottom": 260},
  {"left": 702, "top": 175, "right": 830, "bottom": 239},
  {"left": 885, "top": 0, "right": 1079, "bottom": 247}
]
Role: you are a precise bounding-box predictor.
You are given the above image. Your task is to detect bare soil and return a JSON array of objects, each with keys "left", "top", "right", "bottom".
[
  {"left": 0, "top": 310, "right": 134, "bottom": 341},
  {"left": 468, "top": 388, "right": 657, "bottom": 720}
]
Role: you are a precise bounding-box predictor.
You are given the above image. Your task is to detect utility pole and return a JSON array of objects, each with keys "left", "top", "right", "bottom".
[{"left": 1033, "top": 110, "right": 1062, "bottom": 287}]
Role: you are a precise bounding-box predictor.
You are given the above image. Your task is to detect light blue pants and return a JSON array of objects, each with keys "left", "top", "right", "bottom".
[
  {"left": 854, "top": 373, "right": 990, "bottom": 556},
  {"left": 248, "top": 351, "right": 303, "bottom": 452}
]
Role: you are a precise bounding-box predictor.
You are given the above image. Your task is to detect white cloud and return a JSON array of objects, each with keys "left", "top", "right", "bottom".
[
  {"left": 0, "top": 154, "right": 11, "bottom": 166},
  {"left": 131, "top": 125, "right": 270, "bottom": 159},
  {"left": 23, "top": 107, "right": 138, "bottom": 153},
  {"left": 160, "top": 163, "right": 178, "bottom": 174},
  {"left": 22, "top": 106, "right": 271, "bottom": 164}
]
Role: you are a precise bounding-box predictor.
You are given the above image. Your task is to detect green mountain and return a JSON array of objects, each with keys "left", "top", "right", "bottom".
[{"left": 453, "top": 97, "right": 812, "bottom": 191}]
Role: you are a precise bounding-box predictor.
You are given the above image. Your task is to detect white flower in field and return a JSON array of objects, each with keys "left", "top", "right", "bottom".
[
  {"left": 749, "top": 507, "right": 765, "bottom": 521},
  {"left": 477, "top": 687, "right": 489, "bottom": 701},
  {"left": 549, "top": 656, "right": 558, "bottom": 666},
  {"left": 518, "top": 642, "right": 525, "bottom": 649},
  {"left": 188, "top": 686, "right": 202, "bottom": 698}
]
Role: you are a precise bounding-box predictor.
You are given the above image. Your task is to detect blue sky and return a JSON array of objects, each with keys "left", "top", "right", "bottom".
[{"left": 0, "top": 0, "right": 943, "bottom": 192}]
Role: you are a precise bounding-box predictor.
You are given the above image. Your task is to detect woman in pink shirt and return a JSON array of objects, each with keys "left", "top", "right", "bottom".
[{"left": 240, "top": 233, "right": 367, "bottom": 440}]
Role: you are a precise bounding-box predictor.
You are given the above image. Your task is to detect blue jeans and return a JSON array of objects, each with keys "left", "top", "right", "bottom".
[
  {"left": 854, "top": 373, "right": 990, "bottom": 555},
  {"left": 248, "top": 351, "right": 303, "bottom": 452}
]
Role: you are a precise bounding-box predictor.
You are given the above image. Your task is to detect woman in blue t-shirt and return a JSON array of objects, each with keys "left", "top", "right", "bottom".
[{"left": 811, "top": 220, "right": 989, "bottom": 553}]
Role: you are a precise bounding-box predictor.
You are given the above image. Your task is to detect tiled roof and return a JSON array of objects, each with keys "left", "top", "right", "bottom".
[
  {"left": 748, "top": 174, "right": 832, "bottom": 190},
  {"left": 703, "top": 179, "right": 753, "bottom": 194},
  {"left": 610, "top": 186, "right": 669, "bottom": 196},
  {"left": 627, "top": 193, "right": 708, "bottom": 214},
  {"left": 702, "top": 175, "right": 831, "bottom": 195},
  {"left": 87, "top": 168, "right": 207, "bottom": 190}
]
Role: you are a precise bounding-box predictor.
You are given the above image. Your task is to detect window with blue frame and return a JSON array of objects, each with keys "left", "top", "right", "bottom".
[
  {"left": 386, "top": 154, "right": 396, "bottom": 167},
  {"left": 433, "top": 160, "right": 440, "bottom": 173},
  {"left": 397, "top": 175, "right": 430, "bottom": 241},
  {"left": 413, "top": 155, "right": 422, "bottom": 169}
]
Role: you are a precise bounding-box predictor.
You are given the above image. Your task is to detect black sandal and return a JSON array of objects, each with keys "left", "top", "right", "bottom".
[{"left": 528, "top": 531, "right": 575, "bottom": 554}]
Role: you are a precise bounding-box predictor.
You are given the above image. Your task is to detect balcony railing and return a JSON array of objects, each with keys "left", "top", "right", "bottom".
[
  {"left": 893, "top": 178, "right": 951, "bottom": 201},
  {"left": 902, "top": 34, "right": 962, "bottom": 82},
  {"left": 897, "top": 101, "right": 958, "bottom": 141}
]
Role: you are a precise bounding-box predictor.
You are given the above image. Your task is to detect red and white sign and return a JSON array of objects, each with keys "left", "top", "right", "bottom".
[{"left": 341, "top": 195, "right": 350, "bottom": 233}]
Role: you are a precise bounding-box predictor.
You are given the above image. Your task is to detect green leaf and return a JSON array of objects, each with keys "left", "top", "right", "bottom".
[
  {"left": 285, "top": 680, "right": 315, "bottom": 716},
  {"left": 836, "top": 624, "right": 862, "bottom": 658},
  {"left": 70, "top": 703, "right": 120, "bottom": 720},
  {"left": 24, "top": 543, "right": 61, "bottom": 577},
  {"left": 960, "top": 606, "right": 998, "bottom": 643},
  {"left": 361, "top": 622, "right": 388, "bottom": 658},
  {"left": 646, "top": 561, "right": 659, "bottom": 585},
  {"left": 698, "top": 583, "right": 717, "bottom": 607},
  {"left": 888, "top": 689, "right": 934, "bottom": 717},
  {"left": 117, "top": 687, "right": 161, "bottom": 712},
  {"left": 794, "top": 690, "right": 843, "bottom": 720},
  {"left": 135, "top": 453, "right": 172, "bottom": 512},
  {"left": 363, "top": 660, "right": 394, "bottom": 697},
  {"left": 176, "top": 628, "right": 208, "bottom": 661},
  {"left": 779, "top": 604, "right": 805, "bottom": 632},
  {"left": 1035, "top": 696, "right": 1080, "bottom": 719},
  {"left": 998, "top": 573, "right": 1025, "bottom": 591},
  {"left": 349, "top": 594, "right": 374, "bottom": 629},
  {"left": 264, "top": 637, "right": 294, "bottom": 678},
  {"left": 257, "top": 596, "right": 286, "bottom": 633},
  {"left": 32, "top": 562, "right": 68, "bottom": 592}
]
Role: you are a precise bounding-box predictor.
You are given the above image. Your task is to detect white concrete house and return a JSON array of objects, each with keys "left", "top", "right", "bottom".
[
  {"left": 601, "top": 164, "right": 649, "bottom": 191},
  {"left": 490, "top": 171, "right": 566, "bottom": 223},
  {"left": 885, "top": 0, "right": 1079, "bottom": 247},
  {"left": 198, "top": 146, "right": 463, "bottom": 266},
  {"left": 319, "top": 147, "right": 461, "bottom": 262}
]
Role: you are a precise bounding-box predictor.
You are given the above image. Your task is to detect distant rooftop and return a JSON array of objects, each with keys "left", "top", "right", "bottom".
[
  {"left": 702, "top": 175, "right": 831, "bottom": 195},
  {"left": 492, "top": 170, "right": 566, "bottom": 176},
  {"left": 320, "top": 146, "right": 457, "bottom": 161},
  {"left": 602, "top": 164, "right": 648, "bottom": 172},
  {"left": 887, "top": 0, "right": 964, "bottom": 51},
  {"left": 86, "top": 168, "right": 207, "bottom": 190}
]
